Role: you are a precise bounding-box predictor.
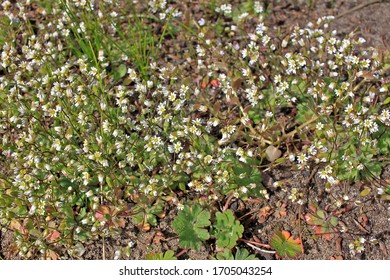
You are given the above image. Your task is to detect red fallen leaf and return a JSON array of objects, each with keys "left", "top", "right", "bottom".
[
  {"left": 153, "top": 231, "right": 165, "bottom": 245},
  {"left": 209, "top": 79, "right": 219, "bottom": 87},
  {"left": 95, "top": 211, "right": 104, "bottom": 220},
  {"left": 359, "top": 214, "right": 369, "bottom": 227},
  {"left": 47, "top": 230, "right": 61, "bottom": 241},
  {"left": 330, "top": 256, "right": 343, "bottom": 260},
  {"left": 313, "top": 226, "right": 334, "bottom": 241}
]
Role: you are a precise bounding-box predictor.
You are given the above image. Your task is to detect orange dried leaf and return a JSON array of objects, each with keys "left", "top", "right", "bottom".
[
  {"left": 49, "top": 249, "right": 59, "bottom": 260},
  {"left": 210, "top": 79, "right": 219, "bottom": 87},
  {"left": 258, "top": 206, "right": 271, "bottom": 223},
  {"left": 47, "top": 230, "right": 61, "bottom": 241},
  {"left": 9, "top": 220, "right": 22, "bottom": 231}
]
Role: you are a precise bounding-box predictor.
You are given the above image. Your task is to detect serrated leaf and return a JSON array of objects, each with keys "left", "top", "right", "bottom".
[
  {"left": 211, "top": 210, "right": 244, "bottom": 249},
  {"left": 215, "top": 249, "right": 234, "bottom": 260},
  {"left": 146, "top": 250, "right": 177, "bottom": 260},
  {"left": 234, "top": 248, "right": 258, "bottom": 260},
  {"left": 270, "top": 230, "right": 302, "bottom": 258},
  {"left": 215, "top": 248, "right": 258, "bottom": 260},
  {"left": 172, "top": 204, "right": 211, "bottom": 250},
  {"left": 132, "top": 203, "right": 164, "bottom": 231}
]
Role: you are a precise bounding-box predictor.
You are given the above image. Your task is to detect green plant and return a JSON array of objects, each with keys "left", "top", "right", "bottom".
[
  {"left": 0, "top": 0, "right": 388, "bottom": 260},
  {"left": 131, "top": 198, "right": 165, "bottom": 232},
  {"left": 211, "top": 210, "right": 244, "bottom": 249},
  {"left": 215, "top": 248, "right": 258, "bottom": 260},
  {"left": 172, "top": 204, "right": 211, "bottom": 251},
  {"left": 304, "top": 202, "right": 339, "bottom": 240},
  {"left": 270, "top": 230, "right": 302, "bottom": 258},
  {"left": 146, "top": 250, "right": 177, "bottom": 260}
]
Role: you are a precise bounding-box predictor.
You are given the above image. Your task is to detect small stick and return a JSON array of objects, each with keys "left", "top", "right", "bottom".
[
  {"left": 239, "top": 238, "right": 272, "bottom": 249},
  {"left": 298, "top": 205, "right": 305, "bottom": 254},
  {"left": 222, "top": 194, "right": 235, "bottom": 212},
  {"left": 99, "top": 179, "right": 106, "bottom": 260},
  {"left": 176, "top": 249, "right": 189, "bottom": 258},
  {"left": 244, "top": 242, "right": 276, "bottom": 254},
  {"left": 353, "top": 218, "right": 370, "bottom": 234}
]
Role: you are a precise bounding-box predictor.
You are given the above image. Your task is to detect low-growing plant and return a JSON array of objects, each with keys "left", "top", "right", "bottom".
[
  {"left": 172, "top": 204, "right": 211, "bottom": 251},
  {"left": 215, "top": 248, "right": 258, "bottom": 260},
  {"left": 304, "top": 202, "right": 339, "bottom": 241},
  {"left": 146, "top": 250, "right": 177, "bottom": 260},
  {"left": 211, "top": 209, "right": 244, "bottom": 249},
  {"left": 0, "top": 0, "right": 388, "bottom": 259},
  {"left": 270, "top": 230, "right": 302, "bottom": 258}
]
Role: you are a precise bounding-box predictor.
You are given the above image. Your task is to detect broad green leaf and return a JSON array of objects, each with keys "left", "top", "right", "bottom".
[
  {"left": 132, "top": 203, "right": 164, "bottom": 231},
  {"left": 113, "top": 64, "right": 127, "bottom": 80},
  {"left": 172, "top": 204, "right": 211, "bottom": 250},
  {"left": 215, "top": 248, "right": 258, "bottom": 260},
  {"left": 211, "top": 210, "right": 244, "bottom": 249},
  {"left": 234, "top": 248, "right": 259, "bottom": 260}
]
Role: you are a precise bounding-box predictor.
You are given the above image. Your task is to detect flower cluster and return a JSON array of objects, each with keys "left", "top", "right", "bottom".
[{"left": 0, "top": 0, "right": 388, "bottom": 259}]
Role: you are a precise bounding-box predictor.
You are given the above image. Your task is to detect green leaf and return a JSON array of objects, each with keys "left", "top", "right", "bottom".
[
  {"left": 234, "top": 248, "right": 259, "bottom": 260},
  {"left": 270, "top": 230, "right": 302, "bottom": 258},
  {"left": 62, "top": 205, "right": 74, "bottom": 218},
  {"left": 146, "top": 250, "right": 177, "bottom": 260},
  {"left": 215, "top": 248, "right": 258, "bottom": 260},
  {"left": 359, "top": 188, "right": 371, "bottom": 197},
  {"left": 172, "top": 204, "right": 211, "bottom": 250},
  {"left": 364, "top": 161, "right": 382, "bottom": 178},
  {"left": 58, "top": 178, "right": 73, "bottom": 188},
  {"left": 295, "top": 103, "right": 314, "bottom": 123},
  {"left": 211, "top": 210, "right": 244, "bottom": 249},
  {"left": 113, "top": 64, "right": 127, "bottom": 80},
  {"left": 384, "top": 96, "right": 390, "bottom": 105},
  {"left": 132, "top": 203, "right": 164, "bottom": 231}
]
